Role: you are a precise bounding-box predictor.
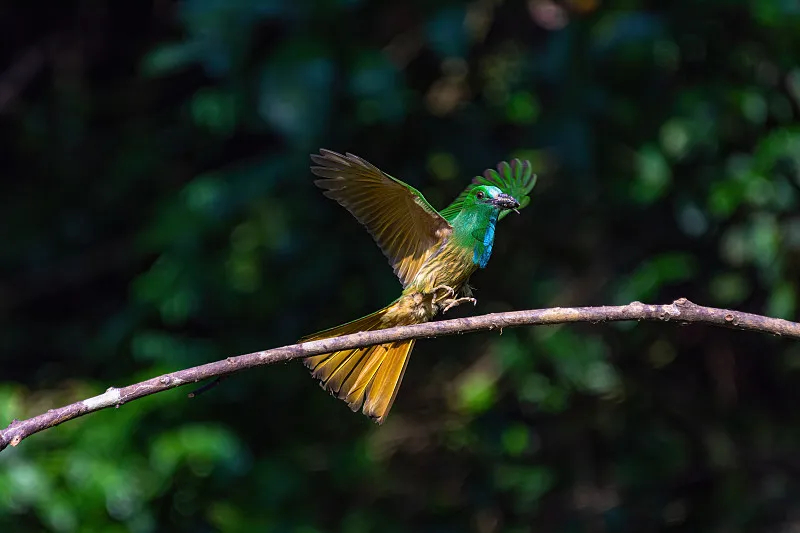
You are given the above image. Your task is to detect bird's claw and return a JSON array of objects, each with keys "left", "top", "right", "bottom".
[
  {"left": 432, "top": 285, "right": 456, "bottom": 303},
  {"left": 442, "top": 297, "right": 477, "bottom": 313}
]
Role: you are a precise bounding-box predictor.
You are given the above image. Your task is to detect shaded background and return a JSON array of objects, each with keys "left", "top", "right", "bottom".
[{"left": 2, "top": 1, "right": 800, "bottom": 531}]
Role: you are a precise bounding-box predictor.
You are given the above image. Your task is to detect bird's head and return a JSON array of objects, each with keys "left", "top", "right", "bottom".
[{"left": 467, "top": 185, "right": 521, "bottom": 214}]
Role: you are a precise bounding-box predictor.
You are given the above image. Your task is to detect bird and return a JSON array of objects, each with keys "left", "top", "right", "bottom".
[{"left": 301, "top": 149, "right": 537, "bottom": 423}]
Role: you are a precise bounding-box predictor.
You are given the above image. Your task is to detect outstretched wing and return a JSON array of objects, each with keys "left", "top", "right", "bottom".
[
  {"left": 311, "top": 149, "right": 452, "bottom": 288},
  {"left": 439, "top": 159, "right": 537, "bottom": 222}
]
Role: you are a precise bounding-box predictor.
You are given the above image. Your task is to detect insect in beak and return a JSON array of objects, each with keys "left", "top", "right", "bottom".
[{"left": 490, "top": 193, "right": 520, "bottom": 210}]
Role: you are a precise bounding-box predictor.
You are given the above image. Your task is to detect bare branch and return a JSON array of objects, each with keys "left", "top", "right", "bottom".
[{"left": 2, "top": 298, "right": 798, "bottom": 452}]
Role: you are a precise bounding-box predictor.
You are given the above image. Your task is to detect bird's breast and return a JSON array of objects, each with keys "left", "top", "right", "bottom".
[
  {"left": 407, "top": 240, "right": 478, "bottom": 295},
  {"left": 387, "top": 240, "right": 479, "bottom": 325}
]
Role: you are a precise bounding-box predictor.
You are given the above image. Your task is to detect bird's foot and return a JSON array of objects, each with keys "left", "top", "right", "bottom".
[
  {"left": 432, "top": 285, "right": 456, "bottom": 303},
  {"left": 441, "top": 297, "right": 477, "bottom": 313}
]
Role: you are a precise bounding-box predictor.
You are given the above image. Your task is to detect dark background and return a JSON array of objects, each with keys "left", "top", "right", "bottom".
[{"left": 2, "top": 1, "right": 800, "bottom": 531}]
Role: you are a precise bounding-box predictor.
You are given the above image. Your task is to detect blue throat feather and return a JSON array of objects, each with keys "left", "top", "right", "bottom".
[{"left": 472, "top": 212, "right": 498, "bottom": 268}]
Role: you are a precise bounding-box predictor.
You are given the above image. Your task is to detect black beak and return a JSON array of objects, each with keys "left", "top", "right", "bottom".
[{"left": 490, "top": 193, "right": 520, "bottom": 211}]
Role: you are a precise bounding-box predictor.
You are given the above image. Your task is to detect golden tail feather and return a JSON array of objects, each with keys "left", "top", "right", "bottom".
[{"left": 301, "top": 304, "right": 415, "bottom": 424}]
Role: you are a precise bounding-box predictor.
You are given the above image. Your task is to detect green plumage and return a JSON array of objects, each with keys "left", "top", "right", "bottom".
[{"left": 302, "top": 150, "right": 537, "bottom": 423}]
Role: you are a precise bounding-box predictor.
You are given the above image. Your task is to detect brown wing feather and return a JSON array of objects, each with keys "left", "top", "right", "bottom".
[{"left": 311, "top": 149, "right": 452, "bottom": 287}]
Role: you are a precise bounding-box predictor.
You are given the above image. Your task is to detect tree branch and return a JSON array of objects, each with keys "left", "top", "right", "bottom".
[{"left": 2, "top": 298, "right": 798, "bottom": 452}]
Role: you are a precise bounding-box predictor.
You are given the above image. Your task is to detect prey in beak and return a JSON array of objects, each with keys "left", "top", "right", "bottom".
[{"left": 489, "top": 192, "right": 521, "bottom": 213}]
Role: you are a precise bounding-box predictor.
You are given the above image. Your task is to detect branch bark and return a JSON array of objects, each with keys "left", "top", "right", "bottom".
[{"left": 2, "top": 298, "right": 798, "bottom": 452}]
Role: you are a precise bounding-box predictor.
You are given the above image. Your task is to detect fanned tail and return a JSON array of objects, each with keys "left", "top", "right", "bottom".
[{"left": 301, "top": 303, "right": 414, "bottom": 424}]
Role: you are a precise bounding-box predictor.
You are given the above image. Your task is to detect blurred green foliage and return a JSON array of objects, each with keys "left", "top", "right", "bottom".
[{"left": 2, "top": 0, "right": 800, "bottom": 531}]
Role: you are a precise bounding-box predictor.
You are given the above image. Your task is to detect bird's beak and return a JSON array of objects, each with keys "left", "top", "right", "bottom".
[{"left": 490, "top": 193, "right": 520, "bottom": 211}]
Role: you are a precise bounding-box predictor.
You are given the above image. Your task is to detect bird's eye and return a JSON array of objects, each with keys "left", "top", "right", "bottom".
[{"left": 476, "top": 191, "right": 484, "bottom": 199}]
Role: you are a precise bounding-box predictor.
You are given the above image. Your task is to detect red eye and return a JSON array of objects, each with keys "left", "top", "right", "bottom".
[{"left": 476, "top": 191, "right": 484, "bottom": 199}]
